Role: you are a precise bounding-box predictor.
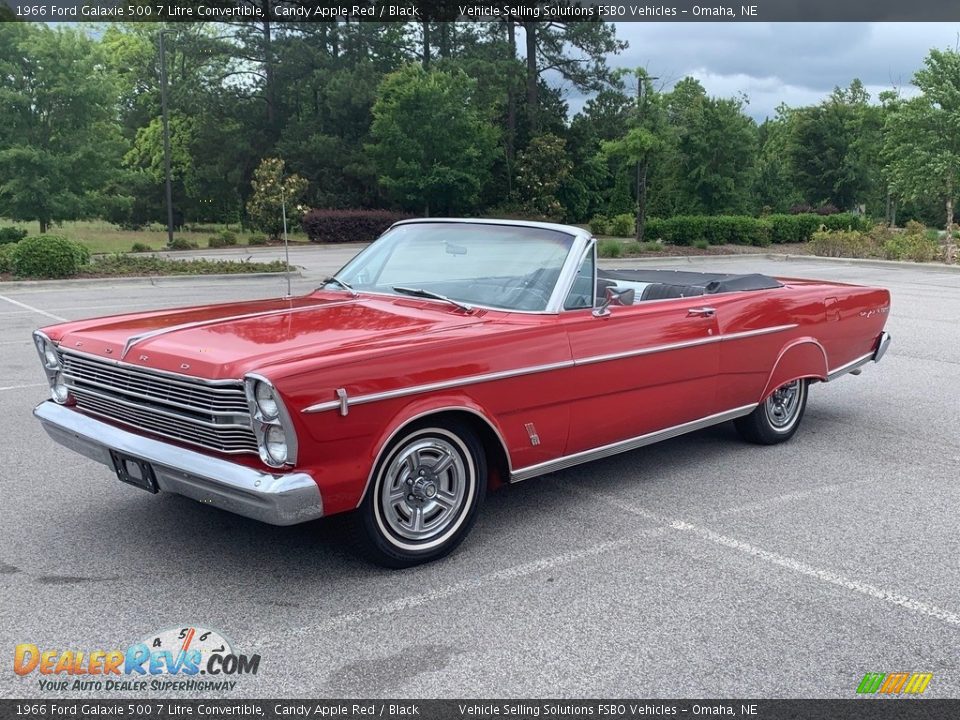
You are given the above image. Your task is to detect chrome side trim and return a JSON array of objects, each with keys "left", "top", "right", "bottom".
[
  {"left": 119, "top": 300, "right": 357, "bottom": 359},
  {"left": 575, "top": 335, "right": 723, "bottom": 367},
  {"left": 826, "top": 352, "right": 874, "bottom": 382},
  {"left": 509, "top": 404, "right": 758, "bottom": 483},
  {"left": 826, "top": 331, "right": 891, "bottom": 381},
  {"left": 721, "top": 324, "right": 798, "bottom": 342},
  {"left": 303, "top": 324, "right": 797, "bottom": 413},
  {"left": 302, "top": 360, "right": 577, "bottom": 414},
  {"left": 34, "top": 401, "right": 322, "bottom": 526}
]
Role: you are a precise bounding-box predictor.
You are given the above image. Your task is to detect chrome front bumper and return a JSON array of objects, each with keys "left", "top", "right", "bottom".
[{"left": 34, "top": 401, "right": 323, "bottom": 526}]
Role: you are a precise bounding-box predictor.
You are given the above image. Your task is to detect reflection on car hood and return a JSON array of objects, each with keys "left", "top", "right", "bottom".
[{"left": 51, "top": 293, "right": 485, "bottom": 380}]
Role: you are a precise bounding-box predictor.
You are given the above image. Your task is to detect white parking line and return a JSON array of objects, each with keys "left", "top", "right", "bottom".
[
  {"left": 566, "top": 483, "right": 960, "bottom": 628},
  {"left": 0, "top": 294, "right": 67, "bottom": 322},
  {"left": 255, "top": 525, "right": 669, "bottom": 649},
  {"left": 0, "top": 382, "right": 46, "bottom": 392},
  {"left": 670, "top": 520, "right": 960, "bottom": 626}
]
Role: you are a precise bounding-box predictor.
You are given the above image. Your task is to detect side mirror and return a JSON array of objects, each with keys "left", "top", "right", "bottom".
[{"left": 592, "top": 287, "right": 634, "bottom": 317}]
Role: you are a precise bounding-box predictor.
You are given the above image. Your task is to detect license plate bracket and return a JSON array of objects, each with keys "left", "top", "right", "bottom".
[{"left": 110, "top": 451, "right": 159, "bottom": 494}]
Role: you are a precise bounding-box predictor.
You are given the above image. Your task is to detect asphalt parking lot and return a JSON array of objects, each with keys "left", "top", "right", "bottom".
[{"left": 0, "top": 249, "right": 957, "bottom": 699}]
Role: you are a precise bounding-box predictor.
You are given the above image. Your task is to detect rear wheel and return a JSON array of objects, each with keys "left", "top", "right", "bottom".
[
  {"left": 355, "top": 421, "right": 486, "bottom": 568},
  {"left": 735, "top": 379, "right": 808, "bottom": 445}
]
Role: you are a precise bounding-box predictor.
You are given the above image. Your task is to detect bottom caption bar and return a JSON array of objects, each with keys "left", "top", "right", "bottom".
[{"left": 2, "top": 700, "right": 959, "bottom": 720}]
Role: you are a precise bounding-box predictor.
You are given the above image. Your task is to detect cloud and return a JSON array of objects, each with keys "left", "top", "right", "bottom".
[{"left": 562, "top": 22, "right": 960, "bottom": 121}]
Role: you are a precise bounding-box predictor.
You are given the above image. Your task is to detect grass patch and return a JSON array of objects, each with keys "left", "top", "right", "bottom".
[
  {"left": 79, "top": 254, "right": 290, "bottom": 278},
  {"left": 0, "top": 218, "right": 308, "bottom": 254},
  {"left": 597, "top": 239, "right": 623, "bottom": 258}
]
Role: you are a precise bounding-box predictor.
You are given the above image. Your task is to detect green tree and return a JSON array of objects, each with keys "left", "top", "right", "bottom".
[
  {"left": 601, "top": 70, "right": 669, "bottom": 240},
  {"left": 789, "top": 79, "right": 883, "bottom": 212},
  {"left": 664, "top": 78, "right": 758, "bottom": 215},
  {"left": 883, "top": 49, "right": 960, "bottom": 238},
  {"left": 515, "top": 133, "right": 572, "bottom": 218},
  {"left": 0, "top": 24, "right": 124, "bottom": 233},
  {"left": 368, "top": 65, "right": 499, "bottom": 215},
  {"left": 246, "top": 158, "right": 308, "bottom": 240}
]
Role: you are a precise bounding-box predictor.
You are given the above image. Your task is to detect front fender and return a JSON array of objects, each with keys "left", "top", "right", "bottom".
[
  {"left": 760, "top": 338, "right": 828, "bottom": 400},
  {"left": 355, "top": 394, "right": 513, "bottom": 508}
]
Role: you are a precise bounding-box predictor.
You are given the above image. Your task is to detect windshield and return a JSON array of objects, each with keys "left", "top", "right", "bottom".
[{"left": 328, "top": 222, "right": 577, "bottom": 312}]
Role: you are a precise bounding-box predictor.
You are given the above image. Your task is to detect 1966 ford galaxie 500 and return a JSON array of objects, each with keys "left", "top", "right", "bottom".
[{"left": 33, "top": 219, "right": 891, "bottom": 566}]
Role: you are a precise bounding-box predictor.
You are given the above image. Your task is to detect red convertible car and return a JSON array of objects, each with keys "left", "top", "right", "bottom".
[{"left": 33, "top": 219, "right": 891, "bottom": 566}]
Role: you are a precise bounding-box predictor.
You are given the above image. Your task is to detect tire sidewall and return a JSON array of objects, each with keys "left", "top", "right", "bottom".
[
  {"left": 360, "top": 422, "right": 485, "bottom": 566},
  {"left": 762, "top": 378, "right": 808, "bottom": 436}
]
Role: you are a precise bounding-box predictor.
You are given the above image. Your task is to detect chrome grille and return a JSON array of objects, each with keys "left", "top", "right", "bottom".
[{"left": 58, "top": 350, "right": 258, "bottom": 455}]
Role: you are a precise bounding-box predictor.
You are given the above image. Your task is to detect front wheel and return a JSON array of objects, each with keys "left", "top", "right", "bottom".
[
  {"left": 355, "top": 421, "right": 486, "bottom": 568},
  {"left": 735, "top": 378, "right": 809, "bottom": 445}
]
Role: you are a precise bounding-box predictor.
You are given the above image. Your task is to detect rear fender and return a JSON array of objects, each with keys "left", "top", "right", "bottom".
[{"left": 760, "top": 338, "right": 828, "bottom": 400}]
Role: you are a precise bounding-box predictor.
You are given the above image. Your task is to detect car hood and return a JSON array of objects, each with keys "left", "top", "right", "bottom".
[{"left": 49, "top": 293, "right": 486, "bottom": 380}]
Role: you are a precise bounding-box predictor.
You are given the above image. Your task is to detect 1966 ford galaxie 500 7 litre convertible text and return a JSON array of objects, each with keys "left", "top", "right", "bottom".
[{"left": 33, "top": 219, "right": 891, "bottom": 566}]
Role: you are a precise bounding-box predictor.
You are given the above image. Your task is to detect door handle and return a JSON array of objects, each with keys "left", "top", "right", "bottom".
[{"left": 687, "top": 307, "right": 716, "bottom": 317}]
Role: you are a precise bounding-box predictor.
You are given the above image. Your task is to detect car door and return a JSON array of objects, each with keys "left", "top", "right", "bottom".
[{"left": 556, "top": 253, "right": 722, "bottom": 456}]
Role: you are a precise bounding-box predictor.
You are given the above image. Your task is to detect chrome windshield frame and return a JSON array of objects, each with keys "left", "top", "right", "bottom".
[{"left": 327, "top": 219, "right": 594, "bottom": 316}]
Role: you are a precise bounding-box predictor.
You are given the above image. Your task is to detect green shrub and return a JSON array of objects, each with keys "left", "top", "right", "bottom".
[
  {"left": 693, "top": 239, "right": 710, "bottom": 250},
  {"left": 644, "top": 218, "right": 664, "bottom": 242},
  {"left": 0, "top": 227, "right": 28, "bottom": 245},
  {"left": 168, "top": 237, "right": 199, "bottom": 251},
  {"left": 820, "top": 213, "right": 870, "bottom": 232},
  {"left": 809, "top": 230, "right": 870, "bottom": 258},
  {"left": 608, "top": 213, "right": 635, "bottom": 238},
  {"left": 588, "top": 215, "right": 609, "bottom": 236},
  {"left": 301, "top": 208, "right": 409, "bottom": 244},
  {"left": 88, "top": 254, "right": 289, "bottom": 277},
  {"left": 0, "top": 244, "right": 15, "bottom": 273},
  {"left": 207, "top": 235, "right": 227, "bottom": 249},
  {"left": 131, "top": 242, "right": 152, "bottom": 253},
  {"left": 217, "top": 229, "right": 238, "bottom": 246},
  {"left": 247, "top": 234, "right": 268, "bottom": 246},
  {"left": 11, "top": 236, "right": 90, "bottom": 278},
  {"left": 883, "top": 222, "right": 939, "bottom": 262},
  {"left": 598, "top": 239, "right": 623, "bottom": 258},
  {"left": 767, "top": 214, "right": 821, "bottom": 243}
]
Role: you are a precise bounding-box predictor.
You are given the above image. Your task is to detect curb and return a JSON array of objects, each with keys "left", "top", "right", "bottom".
[
  {"left": 0, "top": 270, "right": 303, "bottom": 290},
  {"left": 602, "top": 254, "right": 769, "bottom": 264},
  {"left": 603, "top": 252, "right": 960, "bottom": 273},
  {"left": 770, "top": 254, "right": 960, "bottom": 272}
]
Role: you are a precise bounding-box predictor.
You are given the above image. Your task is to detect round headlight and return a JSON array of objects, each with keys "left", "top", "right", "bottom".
[
  {"left": 51, "top": 372, "right": 69, "bottom": 404},
  {"left": 264, "top": 424, "right": 288, "bottom": 464},
  {"left": 44, "top": 345, "right": 60, "bottom": 370},
  {"left": 255, "top": 382, "right": 279, "bottom": 420}
]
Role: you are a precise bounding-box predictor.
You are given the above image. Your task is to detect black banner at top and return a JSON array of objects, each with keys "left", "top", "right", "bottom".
[{"left": 1, "top": 0, "right": 960, "bottom": 22}]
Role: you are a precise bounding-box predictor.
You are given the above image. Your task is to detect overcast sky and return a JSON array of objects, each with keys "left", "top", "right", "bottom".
[{"left": 562, "top": 22, "right": 960, "bottom": 121}]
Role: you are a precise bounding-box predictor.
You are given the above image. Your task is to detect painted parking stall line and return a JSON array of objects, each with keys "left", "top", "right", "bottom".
[
  {"left": 567, "top": 482, "right": 960, "bottom": 629},
  {"left": 0, "top": 293, "right": 67, "bottom": 322},
  {"left": 0, "top": 382, "right": 46, "bottom": 392}
]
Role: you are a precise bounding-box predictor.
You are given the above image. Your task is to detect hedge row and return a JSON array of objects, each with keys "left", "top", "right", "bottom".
[
  {"left": 2, "top": 236, "right": 91, "bottom": 278},
  {"left": 643, "top": 213, "right": 870, "bottom": 246},
  {"left": 301, "top": 209, "right": 411, "bottom": 244}
]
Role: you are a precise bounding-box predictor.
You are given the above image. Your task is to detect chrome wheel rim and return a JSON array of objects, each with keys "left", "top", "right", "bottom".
[
  {"left": 379, "top": 437, "right": 467, "bottom": 543},
  {"left": 764, "top": 379, "right": 802, "bottom": 430}
]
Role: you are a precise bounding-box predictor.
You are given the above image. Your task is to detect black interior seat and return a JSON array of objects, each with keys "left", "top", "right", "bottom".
[{"left": 640, "top": 283, "right": 707, "bottom": 301}]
